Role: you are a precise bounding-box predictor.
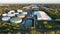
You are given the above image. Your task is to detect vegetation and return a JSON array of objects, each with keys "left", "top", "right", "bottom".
[{"left": 0, "top": 4, "right": 60, "bottom": 34}]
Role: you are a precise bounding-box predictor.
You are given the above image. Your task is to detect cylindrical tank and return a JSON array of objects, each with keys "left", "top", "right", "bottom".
[
  {"left": 17, "top": 14, "right": 25, "bottom": 18},
  {"left": 2, "top": 17, "right": 10, "bottom": 21},
  {"left": 7, "top": 14, "right": 15, "bottom": 17},
  {"left": 2, "top": 13, "right": 7, "bottom": 17},
  {"left": 10, "top": 17, "right": 22, "bottom": 24}
]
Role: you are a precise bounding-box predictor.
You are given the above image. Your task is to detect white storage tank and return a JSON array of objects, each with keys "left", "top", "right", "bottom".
[
  {"left": 8, "top": 10, "right": 15, "bottom": 14},
  {"left": 7, "top": 14, "right": 15, "bottom": 17},
  {"left": 2, "top": 13, "right": 7, "bottom": 17},
  {"left": 14, "top": 13, "right": 19, "bottom": 15},
  {"left": 9, "top": 10, "right": 15, "bottom": 13},
  {"left": 10, "top": 17, "right": 22, "bottom": 24},
  {"left": 17, "top": 14, "right": 25, "bottom": 18},
  {"left": 22, "top": 12, "right": 27, "bottom": 15},
  {"left": 17, "top": 9, "right": 22, "bottom": 12},
  {"left": 2, "top": 17, "right": 10, "bottom": 21}
]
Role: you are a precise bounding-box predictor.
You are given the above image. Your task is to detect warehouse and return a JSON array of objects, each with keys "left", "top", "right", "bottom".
[
  {"left": 34, "top": 11, "right": 52, "bottom": 20},
  {"left": 10, "top": 17, "right": 22, "bottom": 24}
]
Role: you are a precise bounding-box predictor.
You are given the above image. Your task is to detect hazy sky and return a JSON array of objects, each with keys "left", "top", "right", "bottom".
[{"left": 0, "top": 0, "right": 60, "bottom": 4}]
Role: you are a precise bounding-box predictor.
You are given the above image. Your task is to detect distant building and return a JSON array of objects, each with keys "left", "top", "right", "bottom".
[
  {"left": 31, "top": 5, "right": 39, "bottom": 10},
  {"left": 10, "top": 17, "right": 22, "bottom": 24},
  {"left": 23, "top": 6, "right": 31, "bottom": 10},
  {"left": 34, "top": 11, "right": 52, "bottom": 20}
]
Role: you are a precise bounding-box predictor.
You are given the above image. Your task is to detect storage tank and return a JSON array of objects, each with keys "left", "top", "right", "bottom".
[
  {"left": 22, "top": 12, "right": 27, "bottom": 15},
  {"left": 2, "top": 13, "right": 7, "bottom": 17},
  {"left": 9, "top": 10, "right": 15, "bottom": 12},
  {"left": 7, "top": 14, "right": 15, "bottom": 17},
  {"left": 10, "top": 17, "right": 22, "bottom": 24},
  {"left": 17, "top": 14, "right": 25, "bottom": 18},
  {"left": 2, "top": 17, "right": 10, "bottom": 21},
  {"left": 8, "top": 10, "right": 15, "bottom": 14},
  {"left": 17, "top": 9, "right": 22, "bottom": 12},
  {"left": 14, "top": 13, "right": 19, "bottom": 15}
]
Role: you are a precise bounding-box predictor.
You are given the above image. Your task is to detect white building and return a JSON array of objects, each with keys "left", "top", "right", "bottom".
[
  {"left": 2, "top": 17, "right": 10, "bottom": 21},
  {"left": 34, "top": 11, "right": 52, "bottom": 20}
]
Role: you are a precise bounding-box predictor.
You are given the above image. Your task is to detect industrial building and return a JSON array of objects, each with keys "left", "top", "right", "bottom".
[
  {"left": 34, "top": 11, "right": 52, "bottom": 20},
  {"left": 23, "top": 6, "right": 31, "bottom": 10}
]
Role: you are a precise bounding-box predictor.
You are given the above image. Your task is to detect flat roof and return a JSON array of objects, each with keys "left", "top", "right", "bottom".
[{"left": 34, "top": 11, "right": 52, "bottom": 20}]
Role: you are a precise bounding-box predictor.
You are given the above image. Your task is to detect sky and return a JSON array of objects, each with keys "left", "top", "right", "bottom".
[{"left": 0, "top": 0, "right": 60, "bottom": 4}]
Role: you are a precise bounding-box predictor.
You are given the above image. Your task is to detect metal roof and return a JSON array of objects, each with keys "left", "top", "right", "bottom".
[{"left": 34, "top": 11, "right": 52, "bottom": 20}]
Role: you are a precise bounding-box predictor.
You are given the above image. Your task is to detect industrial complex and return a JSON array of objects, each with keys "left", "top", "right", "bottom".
[
  {"left": 0, "top": 4, "right": 60, "bottom": 34},
  {"left": 1, "top": 5, "right": 52, "bottom": 27}
]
